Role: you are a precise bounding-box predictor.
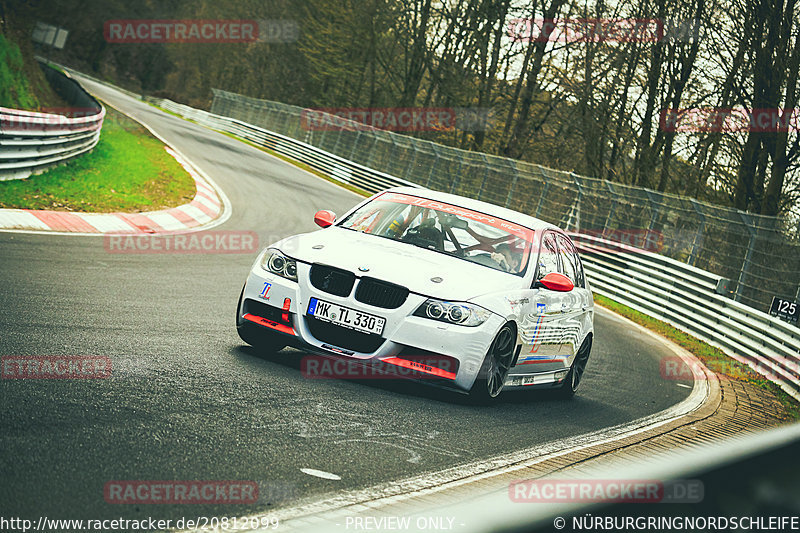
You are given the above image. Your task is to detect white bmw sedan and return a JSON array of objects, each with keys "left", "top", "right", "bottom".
[{"left": 236, "top": 187, "right": 594, "bottom": 400}]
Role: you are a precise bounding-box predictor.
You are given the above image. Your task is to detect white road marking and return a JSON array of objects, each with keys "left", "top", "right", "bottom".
[{"left": 300, "top": 468, "right": 342, "bottom": 481}]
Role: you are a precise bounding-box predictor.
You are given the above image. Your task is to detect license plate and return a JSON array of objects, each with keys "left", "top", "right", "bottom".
[{"left": 307, "top": 297, "right": 386, "bottom": 336}]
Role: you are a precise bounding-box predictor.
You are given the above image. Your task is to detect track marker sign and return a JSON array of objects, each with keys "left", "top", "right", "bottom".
[
  {"left": 769, "top": 296, "right": 799, "bottom": 325},
  {"left": 32, "top": 22, "right": 69, "bottom": 49}
]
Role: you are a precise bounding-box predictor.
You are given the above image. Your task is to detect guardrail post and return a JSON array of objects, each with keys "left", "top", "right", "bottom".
[
  {"left": 425, "top": 144, "right": 440, "bottom": 188},
  {"left": 644, "top": 189, "right": 661, "bottom": 232},
  {"left": 331, "top": 119, "right": 343, "bottom": 156},
  {"left": 348, "top": 131, "right": 362, "bottom": 163},
  {"left": 477, "top": 154, "right": 490, "bottom": 201},
  {"left": 405, "top": 144, "right": 421, "bottom": 184},
  {"left": 535, "top": 168, "right": 550, "bottom": 219},
  {"left": 688, "top": 199, "right": 706, "bottom": 266},
  {"left": 505, "top": 162, "right": 520, "bottom": 208},
  {"left": 565, "top": 174, "right": 584, "bottom": 232},
  {"left": 449, "top": 153, "right": 465, "bottom": 194},
  {"left": 603, "top": 179, "right": 618, "bottom": 234},
  {"left": 734, "top": 212, "right": 757, "bottom": 303}
]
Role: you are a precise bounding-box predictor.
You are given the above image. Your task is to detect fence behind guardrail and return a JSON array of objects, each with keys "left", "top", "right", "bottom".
[{"left": 208, "top": 89, "right": 800, "bottom": 314}]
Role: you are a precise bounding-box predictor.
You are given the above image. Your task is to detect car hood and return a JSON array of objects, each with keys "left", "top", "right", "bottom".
[{"left": 277, "top": 228, "right": 523, "bottom": 301}]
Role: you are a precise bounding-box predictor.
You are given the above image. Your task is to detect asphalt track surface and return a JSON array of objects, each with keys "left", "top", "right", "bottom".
[{"left": 0, "top": 77, "right": 691, "bottom": 527}]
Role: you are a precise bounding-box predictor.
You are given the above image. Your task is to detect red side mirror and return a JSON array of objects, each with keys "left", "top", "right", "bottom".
[
  {"left": 536, "top": 272, "right": 574, "bottom": 292},
  {"left": 313, "top": 210, "right": 336, "bottom": 228}
]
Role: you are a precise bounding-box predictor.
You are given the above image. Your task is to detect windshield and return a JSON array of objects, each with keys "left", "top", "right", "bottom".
[{"left": 338, "top": 192, "right": 534, "bottom": 275}]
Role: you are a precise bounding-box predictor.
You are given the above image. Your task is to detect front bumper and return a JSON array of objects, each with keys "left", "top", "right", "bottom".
[{"left": 238, "top": 260, "right": 506, "bottom": 392}]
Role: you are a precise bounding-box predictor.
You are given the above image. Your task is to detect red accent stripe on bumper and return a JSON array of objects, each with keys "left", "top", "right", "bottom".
[
  {"left": 518, "top": 359, "right": 561, "bottom": 364},
  {"left": 243, "top": 313, "right": 295, "bottom": 336},
  {"left": 380, "top": 356, "right": 457, "bottom": 380}
]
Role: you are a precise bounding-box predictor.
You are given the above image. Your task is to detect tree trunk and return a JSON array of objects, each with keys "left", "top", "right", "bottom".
[
  {"left": 501, "top": 0, "right": 567, "bottom": 159},
  {"left": 471, "top": 0, "right": 510, "bottom": 151},
  {"left": 762, "top": 22, "right": 800, "bottom": 215}
]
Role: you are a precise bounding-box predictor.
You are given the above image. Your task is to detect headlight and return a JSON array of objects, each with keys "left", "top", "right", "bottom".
[
  {"left": 413, "top": 299, "right": 492, "bottom": 327},
  {"left": 260, "top": 249, "right": 298, "bottom": 281}
]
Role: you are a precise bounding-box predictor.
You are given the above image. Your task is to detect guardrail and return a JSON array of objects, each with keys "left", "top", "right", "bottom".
[
  {"left": 571, "top": 233, "right": 800, "bottom": 402},
  {"left": 104, "top": 89, "right": 800, "bottom": 401},
  {"left": 145, "top": 97, "right": 417, "bottom": 194},
  {"left": 0, "top": 62, "right": 104, "bottom": 180}
]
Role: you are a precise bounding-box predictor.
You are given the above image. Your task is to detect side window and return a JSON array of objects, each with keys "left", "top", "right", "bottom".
[
  {"left": 535, "top": 232, "right": 560, "bottom": 281},
  {"left": 574, "top": 251, "right": 586, "bottom": 289},
  {"left": 556, "top": 236, "right": 576, "bottom": 285},
  {"left": 557, "top": 234, "right": 583, "bottom": 288}
]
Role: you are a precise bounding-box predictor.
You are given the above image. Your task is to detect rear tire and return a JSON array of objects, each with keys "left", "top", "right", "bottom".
[
  {"left": 555, "top": 336, "right": 592, "bottom": 399},
  {"left": 236, "top": 286, "right": 286, "bottom": 353},
  {"left": 469, "top": 323, "right": 517, "bottom": 403}
]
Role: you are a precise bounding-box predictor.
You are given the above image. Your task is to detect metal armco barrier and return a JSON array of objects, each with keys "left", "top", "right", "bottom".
[
  {"left": 143, "top": 97, "right": 417, "bottom": 194},
  {"left": 0, "top": 62, "right": 104, "bottom": 180},
  {"left": 571, "top": 233, "right": 800, "bottom": 402},
  {"left": 91, "top": 86, "right": 800, "bottom": 401}
]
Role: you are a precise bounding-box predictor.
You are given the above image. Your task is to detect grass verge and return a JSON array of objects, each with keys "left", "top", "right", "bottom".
[
  {"left": 594, "top": 293, "right": 800, "bottom": 421},
  {"left": 0, "top": 103, "right": 196, "bottom": 212}
]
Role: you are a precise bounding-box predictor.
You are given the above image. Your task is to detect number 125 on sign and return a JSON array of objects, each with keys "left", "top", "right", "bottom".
[{"left": 770, "top": 296, "right": 799, "bottom": 324}]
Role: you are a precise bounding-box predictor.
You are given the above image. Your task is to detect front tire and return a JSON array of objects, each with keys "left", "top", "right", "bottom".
[{"left": 469, "top": 323, "right": 517, "bottom": 402}]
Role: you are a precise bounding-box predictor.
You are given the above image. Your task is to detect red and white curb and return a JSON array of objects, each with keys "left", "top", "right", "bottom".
[{"left": 0, "top": 146, "right": 226, "bottom": 235}]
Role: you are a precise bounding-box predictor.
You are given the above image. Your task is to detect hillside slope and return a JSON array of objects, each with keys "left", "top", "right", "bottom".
[{"left": 0, "top": 15, "right": 68, "bottom": 110}]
